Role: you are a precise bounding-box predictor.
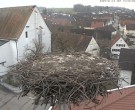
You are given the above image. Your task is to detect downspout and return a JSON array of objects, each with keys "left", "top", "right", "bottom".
[{"left": 15, "top": 40, "right": 19, "bottom": 61}]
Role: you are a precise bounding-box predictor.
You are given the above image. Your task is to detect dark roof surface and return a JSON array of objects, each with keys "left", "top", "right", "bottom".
[
  {"left": 0, "top": 40, "right": 8, "bottom": 46},
  {"left": 119, "top": 48, "right": 135, "bottom": 71},
  {"left": 76, "top": 36, "right": 92, "bottom": 51},
  {"left": 120, "top": 19, "right": 135, "bottom": 26},
  {"left": 96, "top": 25, "right": 116, "bottom": 32},
  {"left": 71, "top": 28, "right": 94, "bottom": 36},
  {"left": 90, "top": 21, "right": 104, "bottom": 28},
  {"left": 126, "top": 24, "right": 135, "bottom": 30},
  {"left": 0, "top": 5, "right": 35, "bottom": 40}
]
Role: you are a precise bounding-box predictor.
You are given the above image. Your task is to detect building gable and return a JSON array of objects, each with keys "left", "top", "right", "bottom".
[
  {"left": 112, "top": 37, "right": 128, "bottom": 48},
  {"left": 85, "top": 37, "right": 100, "bottom": 55},
  {"left": 0, "top": 5, "right": 35, "bottom": 40},
  {"left": 111, "top": 33, "right": 129, "bottom": 59}
]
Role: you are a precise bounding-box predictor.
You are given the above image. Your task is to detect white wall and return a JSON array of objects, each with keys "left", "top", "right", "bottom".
[
  {"left": 111, "top": 37, "right": 129, "bottom": 59},
  {"left": 0, "top": 6, "right": 51, "bottom": 76},
  {"left": 34, "top": 7, "right": 51, "bottom": 52},
  {"left": 119, "top": 24, "right": 127, "bottom": 35},
  {"left": 118, "top": 70, "right": 132, "bottom": 87},
  {"left": 106, "top": 19, "right": 114, "bottom": 25},
  {"left": 17, "top": 7, "right": 51, "bottom": 60},
  {"left": 0, "top": 41, "right": 17, "bottom": 76},
  {"left": 85, "top": 37, "right": 100, "bottom": 56},
  {"left": 112, "top": 31, "right": 117, "bottom": 35}
]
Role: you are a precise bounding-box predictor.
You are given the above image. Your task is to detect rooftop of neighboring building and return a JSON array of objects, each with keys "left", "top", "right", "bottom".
[
  {"left": 119, "top": 48, "right": 135, "bottom": 71},
  {"left": 90, "top": 21, "right": 104, "bottom": 29},
  {"left": 111, "top": 32, "right": 121, "bottom": 47},
  {"left": 96, "top": 25, "right": 116, "bottom": 32},
  {"left": 126, "top": 24, "right": 135, "bottom": 30}
]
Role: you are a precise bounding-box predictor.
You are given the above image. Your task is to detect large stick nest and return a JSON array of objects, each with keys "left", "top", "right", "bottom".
[{"left": 9, "top": 52, "right": 119, "bottom": 109}]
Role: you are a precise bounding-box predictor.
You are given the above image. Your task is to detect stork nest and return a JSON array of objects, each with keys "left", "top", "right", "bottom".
[{"left": 9, "top": 52, "right": 119, "bottom": 109}]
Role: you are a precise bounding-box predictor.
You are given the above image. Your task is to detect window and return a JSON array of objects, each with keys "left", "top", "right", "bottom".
[
  {"left": 112, "top": 49, "right": 120, "bottom": 52},
  {"left": 26, "top": 26, "right": 30, "bottom": 28},
  {"left": 25, "top": 32, "right": 28, "bottom": 38},
  {"left": 92, "top": 48, "right": 97, "bottom": 51},
  {"left": 116, "top": 44, "right": 125, "bottom": 47},
  {"left": 116, "top": 44, "right": 126, "bottom": 47},
  {"left": 0, "top": 61, "right": 6, "bottom": 66}
]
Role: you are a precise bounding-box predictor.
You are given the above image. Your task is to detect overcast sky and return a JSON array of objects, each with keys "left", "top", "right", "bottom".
[{"left": 0, "top": 0, "right": 135, "bottom": 10}]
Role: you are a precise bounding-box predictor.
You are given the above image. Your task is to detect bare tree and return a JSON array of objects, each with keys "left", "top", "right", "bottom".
[{"left": 24, "top": 39, "right": 44, "bottom": 58}]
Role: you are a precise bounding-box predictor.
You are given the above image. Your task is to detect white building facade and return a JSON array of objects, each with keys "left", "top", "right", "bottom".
[
  {"left": 111, "top": 37, "right": 129, "bottom": 59},
  {"left": 85, "top": 37, "right": 100, "bottom": 56},
  {"left": 0, "top": 6, "right": 51, "bottom": 76}
]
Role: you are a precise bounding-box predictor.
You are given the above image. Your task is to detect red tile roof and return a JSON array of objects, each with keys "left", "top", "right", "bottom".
[
  {"left": 120, "top": 19, "right": 135, "bottom": 26},
  {"left": 102, "top": 16, "right": 113, "bottom": 20},
  {"left": 91, "top": 21, "right": 104, "bottom": 29},
  {"left": 54, "top": 85, "right": 135, "bottom": 110},
  {"left": 126, "top": 24, "right": 135, "bottom": 30},
  {"left": 111, "top": 33, "right": 121, "bottom": 46},
  {"left": 0, "top": 6, "right": 35, "bottom": 40},
  {"left": 98, "top": 86, "right": 135, "bottom": 110}
]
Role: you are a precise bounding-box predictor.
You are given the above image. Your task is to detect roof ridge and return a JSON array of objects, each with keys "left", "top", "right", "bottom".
[
  {"left": 0, "top": 5, "right": 36, "bottom": 9},
  {"left": 108, "top": 84, "right": 135, "bottom": 92}
]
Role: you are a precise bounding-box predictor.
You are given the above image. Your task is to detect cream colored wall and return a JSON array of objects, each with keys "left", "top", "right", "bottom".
[{"left": 85, "top": 37, "right": 100, "bottom": 56}]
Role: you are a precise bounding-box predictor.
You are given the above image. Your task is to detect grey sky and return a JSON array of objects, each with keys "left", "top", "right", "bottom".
[{"left": 0, "top": 0, "right": 135, "bottom": 10}]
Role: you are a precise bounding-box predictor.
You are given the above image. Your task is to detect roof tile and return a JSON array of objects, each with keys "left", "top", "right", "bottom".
[
  {"left": 111, "top": 33, "right": 121, "bottom": 46},
  {"left": 0, "top": 5, "right": 35, "bottom": 40}
]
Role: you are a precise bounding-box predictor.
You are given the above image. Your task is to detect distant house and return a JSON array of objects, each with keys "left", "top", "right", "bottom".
[
  {"left": 70, "top": 28, "right": 94, "bottom": 36},
  {"left": 126, "top": 24, "right": 135, "bottom": 36},
  {"left": 90, "top": 21, "right": 105, "bottom": 29},
  {"left": 119, "top": 19, "right": 135, "bottom": 35},
  {"left": 95, "top": 25, "right": 116, "bottom": 40},
  {"left": 118, "top": 23, "right": 126, "bottom": 34},
  {"left": 102, "top": 17, "right": 114, "bottom": 25},
  {"left": 0, "top": 6, "right": 51, "bottom": 76},
  {"left": 46, "top": 14, "right": 73, "bottom": 26},
  {"left": 94, "top": 25, "right": 115, "bottom": 59},
  {"left": 111, "top": 33, "right": 129, "bottom": 59},
  {"left": 82, "top": 37, "right": 100, "bottom": 56},
  {"left": 52, "top": 32, "right": 100, "bottom": 56},
  {"left": 119, "top": 19, "right": 135, "bottom": 26},
  {"left": 119, "top": 48, "right": 135, "bottom": 87}
]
